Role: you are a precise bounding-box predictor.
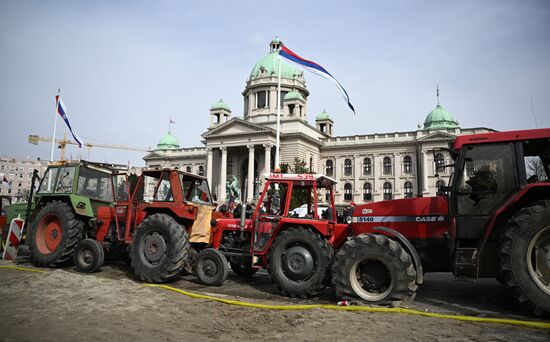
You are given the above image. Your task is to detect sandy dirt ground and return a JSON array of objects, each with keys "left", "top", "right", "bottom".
[{"left": 0, "top": 260, "right": 549, "bottom": 342}]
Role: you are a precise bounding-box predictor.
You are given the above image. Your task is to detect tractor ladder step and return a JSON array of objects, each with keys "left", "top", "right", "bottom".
[{"left": 454, "top": 247, "right": 478, "bottom": 282}]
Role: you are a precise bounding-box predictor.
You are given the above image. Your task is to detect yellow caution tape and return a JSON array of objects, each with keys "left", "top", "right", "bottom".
[{"left": 1, "top": 265, "right": 548, "bottom": 329}]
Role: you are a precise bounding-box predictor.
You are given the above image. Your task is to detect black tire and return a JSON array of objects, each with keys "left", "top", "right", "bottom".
[
  {"left": 29, "top": 201, "right": 83, "bottom": 267},
  {"left": 130, "top": 214, "right": 189, "bottom": 283},
  {"left": 194, "top": 248, "right": 228, "bottom": 286},
  {"left": 74, "top": 239, "right": 105, "bottom": 273},
  {"left": 230, "top": 256, "right": 258, "bottom": 277},
  {"left": 267, "top": 227, "right": 333, "bottom": 298},
  {"left": 332, "top": 234, "right": 417, "bottom": 304},
  {"left": 499, "top": 200, "right": 550, "bottom": 315}
]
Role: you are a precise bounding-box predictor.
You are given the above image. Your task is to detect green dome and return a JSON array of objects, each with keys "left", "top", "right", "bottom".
[
  {"left": 211, "top": 98, "right": 231, "bottom": 111},
  {"left": 423, "top": 104, "right": 459, "bottom": 130},
  {"left": 156, "top": 132, "right": 180, "bottom": 150},
  {"left": 284, "top": 91, "right": 304, "bottom": 101},
  {"left": 316, "top": 110, "right": 331, "bottom": 121},
  {"left": 250, "top": 38, "right": 303, "bottom": 80}
]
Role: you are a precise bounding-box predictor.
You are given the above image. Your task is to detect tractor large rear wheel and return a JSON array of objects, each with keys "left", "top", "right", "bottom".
[
  {"left": 29, "top": 201, "right": 82, "bottom": 267},
  {"left": 267, "top": 227, "right": 333, "bottom": 298},
  {"left": 332, "top": 234, "right": 417, "bottom": 304},
  {"left": 499, "top": 200, "right": 550, "bottom": 315},
  {"left": 130, "top": 214, "right": 189, "bottom": 283}
]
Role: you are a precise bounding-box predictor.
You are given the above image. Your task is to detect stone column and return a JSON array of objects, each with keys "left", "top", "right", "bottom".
[
  {"left": 354, "top": 156, "right": 361, "bottom": 198},
  {"left": 372, "top": 154, "right": 379, "bottom": 198},
  {"left": 219, "top": 147, "right": 227, "bottom": 202},
  {"left": 263, "top": 144, "right": 272, "bottom": 175},
  {"left": 247, "top": 145, "right": 255, "bottom": 201},
  {"left": 422, "top": 151, "right": 429, "bottom": 193},
  {"left": 394, "top": 153, "right": 401, "bottom": 195},
  {"left": 206, "top": 148, "right": 213, "bottom": 192}
]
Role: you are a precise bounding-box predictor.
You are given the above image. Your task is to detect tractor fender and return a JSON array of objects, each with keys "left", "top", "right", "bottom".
[{"left": 373, "top": 226, "right": 423, "bottom": 284}]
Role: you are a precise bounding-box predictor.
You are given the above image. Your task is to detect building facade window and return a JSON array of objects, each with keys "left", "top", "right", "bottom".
[
  {"left": 435, "top": 153, "right": 445, "bottom": 174},
  {"left": 198, "top": 166, "right": 205, "bottom": 176},
  {"left": 436, "top": 179, "right": 447, "bottom": 195},
  {"left": 325, "top": 160, "right": 333, "bottom": 176},
  {"left": 344, "top": 159, "right": 352, "bottom": 176},
  {"left": 383, "top": 182, "right": 392, "bottom": 200},
  {"left": 363, "top": 158, "right": 371, "bottom": 175},
  {"left": 344, "top": 183, "right": 352, "bottom": 201},
  {"left": 404, "top": 181, "right": 413, "bottom": 198},
  {"left": 383, "top": 157, "right": 392, "bottom": 175},
  {"left": 403, "top": 156, "right": 413, "bottom": 174},
  {"left": 186, "top": 166, "right": 192, "bottom": 173},
  {"left": 256, "top": 91, "right": 268, "bottom": 109},
  {"left": 363, "top": 182, "right": 372, "bottom": 201}
]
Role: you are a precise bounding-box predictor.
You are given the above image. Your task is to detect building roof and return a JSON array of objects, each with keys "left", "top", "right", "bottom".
[
  {"left": 423, "top": 104, "right": 459, "bottom": 130},
  {"left": 316, "top": 110, "right": 331, "bottom": 121},
  {"left": 211, "top": 98, "right": 231, "bottom": 111},
  {"left": 250, "top": 38, "right": 304, "bottom": 80},
  {"left": 284, "top": 91, "right": 305, "bottom": 101},
  {"left": 156, "top": 132, "right": 180, "bottom": 150}
]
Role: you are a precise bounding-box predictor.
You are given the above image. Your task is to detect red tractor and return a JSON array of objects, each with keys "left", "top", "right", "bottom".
[
  {"left": 333, "top": 128, "right": 550, "bottom": 314},
  {"left": 83, "top": 168, "right": 216, "bottom": 282}
]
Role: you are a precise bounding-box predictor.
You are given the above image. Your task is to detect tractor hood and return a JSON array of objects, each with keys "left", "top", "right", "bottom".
[{"left": 351, "top": 196, "right": 449, "bottom": 239}]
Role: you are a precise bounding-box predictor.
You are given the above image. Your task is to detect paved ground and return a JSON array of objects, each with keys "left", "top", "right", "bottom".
[{"left": 0, "top": 258, "right": 548, "bottom": 341}]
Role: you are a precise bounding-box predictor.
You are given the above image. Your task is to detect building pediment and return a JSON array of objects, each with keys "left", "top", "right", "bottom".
[
  {"left": 202, "top": 118, "right": 275, "bottom": 139},
  {"left": 417, "top": 131, "right": 456, "bottom": 142}
]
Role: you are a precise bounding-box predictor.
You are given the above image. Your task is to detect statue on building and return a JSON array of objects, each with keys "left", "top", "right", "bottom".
[{"left": 226, "top": 175, "right": 241, "bottom": 204}]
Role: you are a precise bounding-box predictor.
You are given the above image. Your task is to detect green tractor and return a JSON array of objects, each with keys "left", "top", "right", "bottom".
[{"left": 27, "top": 160, "right": 125, "bottom": 266}]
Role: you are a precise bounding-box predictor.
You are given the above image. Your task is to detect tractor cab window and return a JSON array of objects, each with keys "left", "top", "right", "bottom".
[
  {"left": 54, "top": 166, "right": 75, "bottom": 193},
  {"left": 114, "top": 174, "right": 129, "bottom": 201},
  {"left": 182, "top": 177, "right": 212, "bottom": 205},
  {"left": 264, "top": 182, "right": 289, "bottom": 215},
  {"left": 523, "top": 139, "right": 550, "bottom": 183},
  {"left": 38, "top": 167, "right": 60, "bottom": 193},
  {"left": 288, "top": 183, "right": 314, "bottom": 218},
  {"left": 456, "top": 143, "right": 517, "bottom": 215},
  {"left": 153, "top": 172, "right": 173, "bottom": 202},
  {"left": 77, "top": 167, "right": 114, "bottom": 202}
]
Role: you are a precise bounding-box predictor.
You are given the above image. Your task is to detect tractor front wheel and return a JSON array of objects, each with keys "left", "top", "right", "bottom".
[
  {"left": 499, "top": 200, "right": 550, "bottom": 315},
  {"left": 332, "top": 234, "right": 417, "bottom": 304},
  {"left": 194, "top": 248, "right": 228, "bottom": 286},
  {"left": 74, "top": 239, "right": 104, "bottom": 273},
  {"left": 267, "top": 227, "right": 333, "bottom": 298},
  {"left": 130, "top": 214, "right": 189, "bottom": 283},
  {"left": 29, "top": 201, "right": 82, "bottom": 267}
]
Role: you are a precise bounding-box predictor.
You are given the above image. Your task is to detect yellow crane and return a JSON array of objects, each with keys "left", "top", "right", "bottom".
[{"left": 28, "top": 134, "right": 149, "bottom": 161}]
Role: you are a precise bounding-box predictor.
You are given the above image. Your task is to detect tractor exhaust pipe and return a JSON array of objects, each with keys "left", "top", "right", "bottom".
[{"left": 240, "top": 178, "right": 248, "bottom": 236}]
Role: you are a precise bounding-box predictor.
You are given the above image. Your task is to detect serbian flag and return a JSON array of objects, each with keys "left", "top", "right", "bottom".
[
  {"left": 55, "top": 95, "right": 84, "bottom": 147},
  {"left": 278, "top": 44, "right": 355, "bottom": 114}
]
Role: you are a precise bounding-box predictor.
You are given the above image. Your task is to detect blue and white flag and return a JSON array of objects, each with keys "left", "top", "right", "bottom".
[
  {"left": 55, "top": 95, "right": 84, "bottom": 147},
  {"left": 278, "top": 44, "right": 355, "bottom": 114}
]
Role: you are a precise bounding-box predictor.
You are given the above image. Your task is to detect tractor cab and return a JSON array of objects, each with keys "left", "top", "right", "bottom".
[{"left": 447, "top": 129, "right": 550, "bottom": 279}]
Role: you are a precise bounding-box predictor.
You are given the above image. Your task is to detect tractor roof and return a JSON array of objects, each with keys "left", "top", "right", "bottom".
[
  {"left": 47, "top": 160, "right": 127, "bottom": 173},
  {"left": 141, "top": 167, "right": 207, "bottom": 180},
  {"left": 263, "top": 173, "right": 337, "bottom": 186},
  {"left": 453, "top": 128, "right": 550, "bottom": 150}
]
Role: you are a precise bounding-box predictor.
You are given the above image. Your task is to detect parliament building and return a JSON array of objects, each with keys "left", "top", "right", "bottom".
[{"left": 144, "top": 38, "right": 493, "bottom": 206}]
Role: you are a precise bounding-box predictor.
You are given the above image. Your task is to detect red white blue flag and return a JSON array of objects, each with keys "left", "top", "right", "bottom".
[
  {"left": 55, "top": 95, "right": 84, "bottom": 147},
  {"left": 278, "top": 45, "right": 355, "bottom": 114}
]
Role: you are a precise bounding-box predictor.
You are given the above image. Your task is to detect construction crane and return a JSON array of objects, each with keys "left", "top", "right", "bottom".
[{"left": 28, "top": 134, "right": 149, "bottom": 161}]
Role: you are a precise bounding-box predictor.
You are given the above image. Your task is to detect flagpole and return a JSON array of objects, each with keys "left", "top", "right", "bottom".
[
  {"left": 275, "top": 58, "right": 281, "bottom": 171},
  {"left": 50, "top": 90, "right": 60, "bottom": 162},
  {"left": 48, "top": 89, "right": 60, "bottom": 191}
]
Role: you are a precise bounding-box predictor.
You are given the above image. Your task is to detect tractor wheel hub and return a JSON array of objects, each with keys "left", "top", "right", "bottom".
[
  {"left": 282, "top": 246, "right": 314, "bottom": 281},
  {"left": 143, "top": 232, "right": 167, "bottom": 263}
]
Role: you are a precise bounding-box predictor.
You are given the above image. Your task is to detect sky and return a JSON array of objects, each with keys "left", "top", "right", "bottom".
[{"left": 1, "top": 0, "right": 549, "bottom": 166}]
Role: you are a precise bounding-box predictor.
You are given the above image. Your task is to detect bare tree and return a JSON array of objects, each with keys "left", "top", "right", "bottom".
[{"left": 525, "top": 157, "right": 547, "bottom": 181}]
